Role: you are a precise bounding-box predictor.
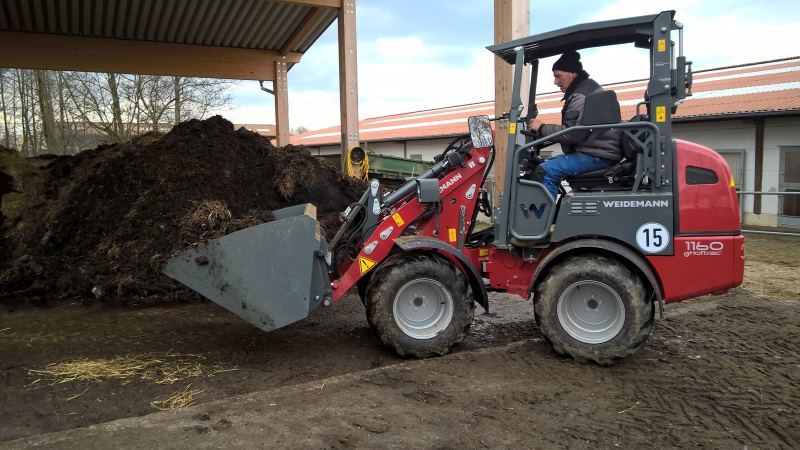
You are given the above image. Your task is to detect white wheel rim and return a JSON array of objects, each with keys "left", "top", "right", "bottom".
[
  {"left": 393, "top": 278, "right": 454, "bottom": 340},
  {"left": 557, "top": 280, "right": 625, "bottom": 344}
]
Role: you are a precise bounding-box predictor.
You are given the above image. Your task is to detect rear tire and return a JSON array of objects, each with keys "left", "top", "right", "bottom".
[
  {"left": 366, "top": 253, "right": 475, "bottom": 358},
  {"left": 534, "top": 254, "right": 653, "bottom": 365}
]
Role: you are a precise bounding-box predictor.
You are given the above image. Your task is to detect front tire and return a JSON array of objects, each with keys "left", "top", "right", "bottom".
[
  {"left": 534, "top": 254, "right": 653, "bottom": 365},
  {"left": 366, "top": 253, "right": 475, "bottom": 358}
]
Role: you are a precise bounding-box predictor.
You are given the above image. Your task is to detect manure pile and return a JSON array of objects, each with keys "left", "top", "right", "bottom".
[{"left": 0, "top": 116, "right": 365, "bottom": 303}]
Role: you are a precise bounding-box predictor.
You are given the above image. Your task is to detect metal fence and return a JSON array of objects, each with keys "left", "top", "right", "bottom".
[{"left": 737, "top": 191, "right": 800, "bottom": 237}]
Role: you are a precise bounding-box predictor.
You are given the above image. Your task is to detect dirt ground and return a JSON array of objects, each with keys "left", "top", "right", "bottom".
[{"left": 0, "top": 233, "right": 798, "bottom": 448}]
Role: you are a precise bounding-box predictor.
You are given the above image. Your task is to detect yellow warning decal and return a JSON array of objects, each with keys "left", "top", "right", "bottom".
[
  {"left": 359, "top": 256, "right": 377, "bottom": 275},
  {"left": 658, "top": 39, "right": 666, "bottom": 52},
  {"left": 479, "top": 248, "right": 489, "bottom": 257},
  {"left": 392, "top": 212, "right": 404, "bottom": 226},
  {"left": 509, "top": 122, "right": 517, "bottom": 134},
  {"left": 656, "top": 106, "right": 666, "bottom": 122},
  {"left": 448, "top": 228, "right": 457, "bottom": 242}
]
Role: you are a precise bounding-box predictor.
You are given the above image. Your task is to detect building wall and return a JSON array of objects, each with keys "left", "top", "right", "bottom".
[{"left": 673, "top": 116, "right": 800, "bottom": 227}]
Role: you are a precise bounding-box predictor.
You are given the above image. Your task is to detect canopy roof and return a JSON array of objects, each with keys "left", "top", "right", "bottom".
[
  {"left": 0, "top": 0, "right": 340, "bottom": 79},
  {"left": 487, "top": 11, "right": 673, "bottom": 64}
]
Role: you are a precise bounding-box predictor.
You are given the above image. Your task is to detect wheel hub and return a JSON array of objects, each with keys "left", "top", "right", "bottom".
[
  {"left": 393, "top": 278, "right": 454, "bottom": 340},
  {"left": 557, "top": 280, "right": 625, "bottom": 344}
]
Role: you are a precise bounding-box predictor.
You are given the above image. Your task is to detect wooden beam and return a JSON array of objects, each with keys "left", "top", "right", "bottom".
[
  {"left": 0, "top": 31, "right": 302, "bottom": 80},
  {"left": 753, "top": 118, "right": 765, "bottom": 214},
  {"left": 275, "top": 60, "right": 290, "bottom": 147},
  {"left": 281, "top": 7, "right": 331, "bottom": 55},
  {"left": 274, "top": 0, "right": 341, "bottom": 8},
  {"left": 338, "top": 0, "right": 360, "bottom": 172},
  {"left": 493, "top": 0, "right": 529, "bottom": 204}
]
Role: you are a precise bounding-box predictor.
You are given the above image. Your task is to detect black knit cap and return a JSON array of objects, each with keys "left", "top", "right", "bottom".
[{"left": 552, "top": 50, "right": 582, "bottom": 73}]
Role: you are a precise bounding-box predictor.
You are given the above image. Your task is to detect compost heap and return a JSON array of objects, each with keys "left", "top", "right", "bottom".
[{"left": 0, "top": 116, "right": 366, "bottom": 304}]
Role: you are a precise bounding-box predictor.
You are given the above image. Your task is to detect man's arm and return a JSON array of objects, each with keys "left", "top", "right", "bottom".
[{"left": 535, "top": 93, "right": 591, "bottom": 144}]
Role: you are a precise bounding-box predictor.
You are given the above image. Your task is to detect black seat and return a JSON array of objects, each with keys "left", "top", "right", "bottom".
[{"left": 566, "top": 113, "right": 650, "bottom": 191}]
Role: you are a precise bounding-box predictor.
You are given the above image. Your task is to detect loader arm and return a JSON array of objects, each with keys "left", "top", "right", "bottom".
[{"left": 330, "top": 145, "right": 493, "bottom": 302}]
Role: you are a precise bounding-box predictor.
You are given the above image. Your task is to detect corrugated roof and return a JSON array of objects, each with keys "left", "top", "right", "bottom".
[
  {"left": 0, "top": 0, "right": 338, "bottom": 69},
  {"left": 291, "top": 56, "right": 800, "bottom": 146}
]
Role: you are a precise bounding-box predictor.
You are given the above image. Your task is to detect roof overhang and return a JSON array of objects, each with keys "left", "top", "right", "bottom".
[
  {"left": 674, "top": 109, "right": 800, "bottom": 123},
  {"left": 0, "top": 0, "right": 339, "bottom": 80}
]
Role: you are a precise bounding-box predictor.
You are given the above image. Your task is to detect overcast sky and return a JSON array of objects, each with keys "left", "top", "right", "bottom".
[{"left": 215, "top": 0, "right": 800, "bottom": 130}]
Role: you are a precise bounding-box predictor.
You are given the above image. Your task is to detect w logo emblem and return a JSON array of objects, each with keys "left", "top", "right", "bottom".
[{"left": 520, "top": 203, "right": 547, "bottom": 219}]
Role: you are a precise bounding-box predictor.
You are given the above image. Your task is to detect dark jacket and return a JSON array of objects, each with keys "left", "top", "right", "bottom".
[{"left": 539, "top": 74, "right": 623, "bottom": 162}]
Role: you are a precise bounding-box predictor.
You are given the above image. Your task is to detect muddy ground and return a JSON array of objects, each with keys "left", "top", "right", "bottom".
[{"left": 1, "top": 234, "right": 798, "bottom": 448}]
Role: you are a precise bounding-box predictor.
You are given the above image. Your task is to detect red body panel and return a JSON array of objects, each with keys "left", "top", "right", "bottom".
[
  {"left": 676, "top": 139, "right": 740, "bottom": 232},
  {"left": 483, "top": 248, "right": 538, "bottom": 298},
  {"left": 649, "top": 235, "right": 745, "bottom": 303},
  {"left": 331, "top": 146, "right": 492, "bottom": 301},
  {"left": 650, "top": 139, "right": 745, "bottom": 302}
]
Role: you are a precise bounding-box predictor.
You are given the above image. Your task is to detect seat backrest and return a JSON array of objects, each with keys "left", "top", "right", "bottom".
[
  {"left": 580, "top": 90, "right": 621, "bottom": 126},
  {"left": 621, "top": 114, "right": 649, "bottom": 160}
]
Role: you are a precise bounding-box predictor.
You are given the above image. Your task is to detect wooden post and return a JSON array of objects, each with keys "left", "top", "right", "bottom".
[
  {"left": 275, "top": 58, "right": 290, "bottom": 147},
  {"left": 493, "top": 0, "right": 529, "bottom": 204},
  {"left": 338, "top": 0, "right": 360, "bottom": 172},
  {"left": 753, "top": 118, "right": 764, "bottom": 214}
]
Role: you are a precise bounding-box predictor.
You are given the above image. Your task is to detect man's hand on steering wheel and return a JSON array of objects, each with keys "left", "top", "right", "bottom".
[{"left": 528, "top": 117, "right": 545, "bottom": 133}]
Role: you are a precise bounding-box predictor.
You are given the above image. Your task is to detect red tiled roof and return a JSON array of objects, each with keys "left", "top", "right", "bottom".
[{"left": 291, "top": 57, "right": 800, "bottom": 146}]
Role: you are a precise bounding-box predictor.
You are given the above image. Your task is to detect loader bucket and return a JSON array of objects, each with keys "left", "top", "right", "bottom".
[{"left": 164, "top": 204, "right": 331, "bottom": 332}]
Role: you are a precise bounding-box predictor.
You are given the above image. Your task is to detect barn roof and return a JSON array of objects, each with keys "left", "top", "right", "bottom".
[{"left": 291, "top": 56, "right": 800, "bottom": 146}]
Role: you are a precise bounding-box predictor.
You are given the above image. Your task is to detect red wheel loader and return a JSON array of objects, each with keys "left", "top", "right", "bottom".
[{"left": 166, "top": 11, "right": 744, "bottom": 365}]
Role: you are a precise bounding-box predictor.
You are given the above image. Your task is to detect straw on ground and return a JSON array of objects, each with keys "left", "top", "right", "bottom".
[{"left": 28, "top": 352, "right": 237, "bottom": 386}]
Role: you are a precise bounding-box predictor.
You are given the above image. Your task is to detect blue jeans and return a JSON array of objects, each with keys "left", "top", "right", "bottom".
[{"left": 538, "top": 153, "right": 613, "bottom": 198}]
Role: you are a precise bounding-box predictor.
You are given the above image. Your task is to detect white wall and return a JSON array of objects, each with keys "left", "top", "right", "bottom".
[{"left": 673, "top": 117, "right": 800, "bottom": 227}]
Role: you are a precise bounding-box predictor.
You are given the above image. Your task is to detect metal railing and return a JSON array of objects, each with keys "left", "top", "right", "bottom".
[{"left": 737, "top": 191, "right": 800, "bottom": 237}]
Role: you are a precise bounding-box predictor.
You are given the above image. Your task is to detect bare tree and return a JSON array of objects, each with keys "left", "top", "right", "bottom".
[
  {"left": 35, "top": 70, "right": 65, "bottom": 154},
  {"left": 2, "top": 69, "right": 236, "bottom": 153},
  {"left": 1, "top": 70, "right": 10, "bottom": 147}
]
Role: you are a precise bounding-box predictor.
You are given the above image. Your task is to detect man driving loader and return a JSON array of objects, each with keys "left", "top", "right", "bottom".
[{"left": 528, "top": 51, "right": 623, "bottom": 198}]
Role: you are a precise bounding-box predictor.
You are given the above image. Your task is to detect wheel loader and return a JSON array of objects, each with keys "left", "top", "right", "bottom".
[{"left": 166, "top": 11, "right": 744, "bottom": 365}]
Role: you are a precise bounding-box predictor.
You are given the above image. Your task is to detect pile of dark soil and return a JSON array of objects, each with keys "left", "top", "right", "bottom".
[{"left": 0, "top": 116, "right": 365, "bottom": 303}]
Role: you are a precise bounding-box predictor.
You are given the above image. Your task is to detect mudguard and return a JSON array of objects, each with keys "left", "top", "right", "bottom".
[{"left": 529, "top": 238, "right": 664, "bottom": 319}]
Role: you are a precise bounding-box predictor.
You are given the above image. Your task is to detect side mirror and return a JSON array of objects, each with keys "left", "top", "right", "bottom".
[{"left": 468, "top": 115, "right": 493, "bottom": 148}]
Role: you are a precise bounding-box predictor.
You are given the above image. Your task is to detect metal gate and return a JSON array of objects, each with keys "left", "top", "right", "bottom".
[{"left": 779, "top": 147, "right": 800, "bottom": 227}]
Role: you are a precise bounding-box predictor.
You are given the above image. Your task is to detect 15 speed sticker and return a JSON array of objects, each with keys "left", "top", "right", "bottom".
[{"left": 635, "top": 222, "right": 669, "bottom": 253}]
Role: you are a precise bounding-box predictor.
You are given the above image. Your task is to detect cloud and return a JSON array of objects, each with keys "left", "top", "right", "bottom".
[
  {"left": 589, "top": 1, "right": 799, "bottom": 67},
  {"left": 219, "top": 1, "right": 800, "bottom": 130},
  {"left": 222, "top": 35, "right": 494, "bottom": 130}
]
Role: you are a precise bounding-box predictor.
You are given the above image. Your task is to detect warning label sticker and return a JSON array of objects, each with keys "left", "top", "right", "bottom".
[
  {"left": 392, "top": 212, "right": 404, "bottom": 226},
  {"left": 359, "top": 256, "right": 377, "bottom": 275},
  {"left": 448, "top": 228, "right": 457, "bottom": 242},
  {"left": 656, "top": 106, "right": 666, "bottom": 122}
]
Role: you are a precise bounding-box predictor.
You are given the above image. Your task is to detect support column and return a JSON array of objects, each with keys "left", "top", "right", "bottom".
[
  {"left": 338, "top": 0, "right": 360, "bottom": 172},
  {"left": 753, "top": 118, "right": 765, "bottom": 214},
  {"left": 493, "top": 0, "right": 529, "bottom": 204},
  {"left": 274, "top": 58, "right": 290, "bottom": 147}
]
